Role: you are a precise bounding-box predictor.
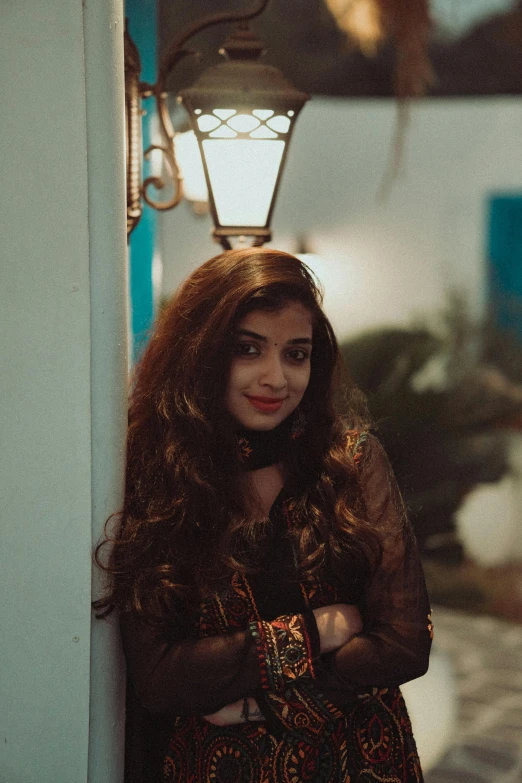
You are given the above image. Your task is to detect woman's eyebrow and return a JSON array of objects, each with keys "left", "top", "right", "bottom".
[
  {"left": 237, "top": 329, "right": 267, "bottom": 342},
  {"left": 237, "top": 329, "right": 312, "bottom": 345}
]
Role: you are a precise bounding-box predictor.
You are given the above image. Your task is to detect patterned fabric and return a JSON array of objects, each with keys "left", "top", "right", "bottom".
[
  {"left": 257, "top": 680, "right": 343, "bottom": 745},
  {"left": 162, "top": 687, "right": 423, "bottom": 782},
  {"left": 123, "top": 431, "right": 430, "bottom": 783},
  {"left": 162, "top": 697, "right": 422, "bottom": 783},
  {"left": 161, "top": 566, "right": 425, "bottom": 783},
  {"left": 250, "top": 614, "right": 317, "bottom": 691}
]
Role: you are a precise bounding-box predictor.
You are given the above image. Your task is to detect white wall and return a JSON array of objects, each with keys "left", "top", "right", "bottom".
[
  {"left": 0, "top": 2, "right": 127, "bottom": 781},
  {"left": 159, "top": 95, "right": 522, "bottom": 568},
  {"left": 160, "top": 96, "right": 522, "bottom": 340}
]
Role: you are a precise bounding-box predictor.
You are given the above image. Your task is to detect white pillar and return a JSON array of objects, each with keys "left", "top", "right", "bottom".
[
  {"left": 85, "top": 1, "right": 128, "bottom": 782},
  {"left": 0, "top": 2, "right": 127, "bottom": 781}
]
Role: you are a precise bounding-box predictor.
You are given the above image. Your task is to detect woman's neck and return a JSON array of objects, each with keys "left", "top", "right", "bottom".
[
  {"left": 236, "top": 417, "right": 293, "bottom": 472},
  {"left": 242, "top": 463, "right": 285, "bottom": 520}
]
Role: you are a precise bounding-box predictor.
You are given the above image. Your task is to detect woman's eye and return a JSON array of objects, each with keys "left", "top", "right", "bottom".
[
  {"left": 235, "top": 342, "right": 259, "bottom": 356},
  {"left": 287, "top": 349, "right": 309, "bottom": 362}
]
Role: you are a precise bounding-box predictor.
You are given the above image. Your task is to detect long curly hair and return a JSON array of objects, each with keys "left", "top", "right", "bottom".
[{"left": 94, "top": 248, "right": 380, "bottom": 629}]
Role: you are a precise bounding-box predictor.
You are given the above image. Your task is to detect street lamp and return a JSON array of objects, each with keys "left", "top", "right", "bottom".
[{"left": 125, "top": 0, "right": 309, "bottom": 248}]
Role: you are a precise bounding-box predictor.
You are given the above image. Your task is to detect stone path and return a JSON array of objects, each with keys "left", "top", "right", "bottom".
[{"left": 425, "top": 606, "right": 522, "bottom": 783}]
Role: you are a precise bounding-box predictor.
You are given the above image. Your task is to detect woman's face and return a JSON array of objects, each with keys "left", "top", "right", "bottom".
[{"left": 225, "top": 302, "right": 313, "bottom": 431}]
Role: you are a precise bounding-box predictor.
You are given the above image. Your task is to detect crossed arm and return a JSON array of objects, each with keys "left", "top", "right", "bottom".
[
  {"left": 203, "top": 603, "right": 362, "bottom": 725},
  {"left": 121, "top": 436, "right": 432, "bottom": 724}
]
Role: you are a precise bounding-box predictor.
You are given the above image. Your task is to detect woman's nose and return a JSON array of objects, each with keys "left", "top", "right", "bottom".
[{"left": 260, "top": 355, "right": 287, "bottom": 389}]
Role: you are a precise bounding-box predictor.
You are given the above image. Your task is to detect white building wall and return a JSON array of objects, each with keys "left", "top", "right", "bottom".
[
  {"left": 0, "top": 2, "right": 127, "bottom": 781},
  {"left": 160, "top": 97, "right": 522, "bottom": 339},
  {"left": 159, "top": 95, "right": 522, "bottom": 564}
]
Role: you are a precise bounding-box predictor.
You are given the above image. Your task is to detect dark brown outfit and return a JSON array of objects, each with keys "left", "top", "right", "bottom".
[{"left": 121, "top": 433, "right": 433, "bottom": 782}]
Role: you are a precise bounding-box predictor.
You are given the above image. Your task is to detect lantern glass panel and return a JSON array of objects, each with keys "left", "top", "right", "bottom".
[
  {"left": 227, "top": 114, "right": 261, "bottom": 132},
  {"left": 209, "top": 125, "right": 237, "bottom": 138},
  {"left": 253, "top": 109, "right": 274, "bottom": 120},
  {"left": 197, "top": 114, "right": 221, "bottom": 132},
  {"left": 250, "top": 126, "right": 278, "bottom": 139},
  {"left": 202, "top": 138, "right": 285, "bottom": 227},
  {"left": 266, "top": 115, "right": 291, "bottom": 133},
  {"left": 174, "top": 130, "right": 208, "bottom": 203},
  {"left": 213, "top": 108, "right": 236, "bottom": 120}
]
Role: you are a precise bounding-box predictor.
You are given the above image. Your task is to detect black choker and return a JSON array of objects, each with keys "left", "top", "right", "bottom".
[{"left": 236, "top": 418, "right": 293, "bottom": 471}]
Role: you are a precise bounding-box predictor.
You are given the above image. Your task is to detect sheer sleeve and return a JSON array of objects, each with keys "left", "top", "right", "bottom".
[
  {"left": 120, "top": 609, "right": 320, "bottom": 718},
  {"left": 314, "top": 434, "right": 432, "bottom": 702}
]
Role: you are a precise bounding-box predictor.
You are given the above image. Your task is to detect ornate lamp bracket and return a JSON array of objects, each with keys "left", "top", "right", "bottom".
[{"left": 125, "top": 0, "right": 271, "bottom": 238}]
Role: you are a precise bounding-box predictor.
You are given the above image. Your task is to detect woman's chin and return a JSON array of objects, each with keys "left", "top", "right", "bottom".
[
  {"left": 232, "top": 407, "right": 292, "bottom": 431},
  {"left": 237, "top": 417, "right": 285, "bottom": 431}
]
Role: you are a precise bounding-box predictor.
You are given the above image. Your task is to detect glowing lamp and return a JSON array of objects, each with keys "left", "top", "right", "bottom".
[
  {"left": 179, "top": 27, "right": 309, "bottom": 248},
  {"left": 174, "top": 130, "right": 209, "bottom": 207}
]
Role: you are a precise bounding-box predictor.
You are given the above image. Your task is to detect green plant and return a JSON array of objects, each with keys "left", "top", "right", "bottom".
[{"left": 340, "top": 295, "right": 522, "bottom": 563}]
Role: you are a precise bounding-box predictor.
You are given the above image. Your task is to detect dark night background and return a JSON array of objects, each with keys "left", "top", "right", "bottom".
[{"left": 159, "top": 0, "right": 522, "bottom": 98}]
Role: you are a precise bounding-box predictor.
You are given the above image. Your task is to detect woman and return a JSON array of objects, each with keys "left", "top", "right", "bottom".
[{"left": 95, "top": 248, "right": 432, "bottom": 783}]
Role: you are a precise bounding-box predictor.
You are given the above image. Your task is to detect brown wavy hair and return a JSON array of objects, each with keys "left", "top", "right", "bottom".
[{"left": 94, "top": 248, "right": 380, "bottom": 629}]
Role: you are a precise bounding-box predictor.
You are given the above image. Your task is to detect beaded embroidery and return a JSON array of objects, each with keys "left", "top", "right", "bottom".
[
  {"left": 161, "top": 430, "right": 426, "bottom": 783},
  {"left": 250, "top": 614, "right": 316, "bottom": 692}
]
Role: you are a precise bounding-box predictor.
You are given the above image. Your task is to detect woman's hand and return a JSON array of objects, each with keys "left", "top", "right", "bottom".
[
  {"left": 202, "top": 606, "right": 362, "bottom": 724},
  {"left": 203, "top": 696, "right": 265, "bottom": 726},
  {"left": 313, "top": 603, "right": 362, "bottom": 654}
]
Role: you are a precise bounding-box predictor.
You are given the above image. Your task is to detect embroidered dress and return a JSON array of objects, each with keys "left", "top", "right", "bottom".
[{"left": 121, "top": 433, "right": 432, "bottom": 783}]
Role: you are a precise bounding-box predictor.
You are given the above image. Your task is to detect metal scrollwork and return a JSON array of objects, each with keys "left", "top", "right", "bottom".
[{"left": 125, "top": 22, "right": 143, "bottom": 236}]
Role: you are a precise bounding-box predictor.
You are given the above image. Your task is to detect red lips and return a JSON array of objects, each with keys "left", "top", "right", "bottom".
[{"left": 245, "top": 395, "right": 286, "bottom": 413}]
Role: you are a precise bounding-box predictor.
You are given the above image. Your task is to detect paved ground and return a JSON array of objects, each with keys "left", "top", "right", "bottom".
[{"left": 425, "top": 606, "right": 522, "bottom": 783}]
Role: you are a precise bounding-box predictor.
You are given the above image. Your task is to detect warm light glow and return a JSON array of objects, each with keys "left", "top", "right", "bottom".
[
  {"left": 197, "top": 114, "right": 221, "bottom": 132},
  {"left": 209, "top": 125, "right": 237, "bottom": 138},
  {"left": 266, "top": 115, "right": 291, "bottom": 133},
  {"left": 253, "top": 109, "right": 274, "bottom": 120},
  {"left": 152, "top": 248, "right": 163, "bottom": 306},
  {"left": 213, "top": 108, "right": 236, "bottom": 120},
  {"left": 196, "top": 110, "right": 292, "bottom": 140},
  {"left": 202, "top": 139, "right": 285, "bottom": 226},
  {"left": 227, "top": 114, "right": 261, "bottom": 132},
  {"left": 325, "top": 0, "right": 383, "bottom": 55},
  {"left": 174, "top": 130, "right": 208, "bottom": 203},
  {"left": 250, "top": 126, "right": 278, "bottom": 139},
  {"left": 147, "top": 114, "right": 163, "bottom": 178}
]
